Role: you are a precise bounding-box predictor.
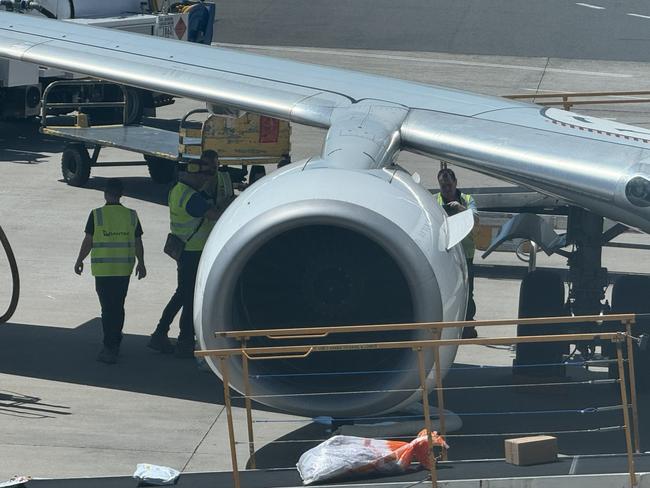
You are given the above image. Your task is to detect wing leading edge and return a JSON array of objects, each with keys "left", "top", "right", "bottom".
[{"left": 2, "top": 12, "right": 650, "bottom": 231}]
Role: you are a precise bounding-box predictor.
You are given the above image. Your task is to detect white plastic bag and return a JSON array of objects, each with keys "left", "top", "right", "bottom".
[
  {"left": 0, "top": 477, "right": 31, "bottom": 488},
  {"left": 133, "top": 464, "right": 180, "bottom": 486},
  {"left": 296, "top": 430, "right": 448, "bottom": 485}
]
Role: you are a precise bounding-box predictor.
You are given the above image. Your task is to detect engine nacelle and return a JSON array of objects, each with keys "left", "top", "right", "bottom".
[{"left": 195, "top": 162, "right": 468, "bottom": 417}]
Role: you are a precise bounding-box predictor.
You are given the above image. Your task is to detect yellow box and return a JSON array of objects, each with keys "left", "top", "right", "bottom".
[{"left": 199, "top": 113, "right": 291, "bottom": 164}]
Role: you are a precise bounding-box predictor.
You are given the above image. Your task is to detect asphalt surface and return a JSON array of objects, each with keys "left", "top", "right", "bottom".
[{"left": 215, "top": 0, "right": 650, "bottom": 62}]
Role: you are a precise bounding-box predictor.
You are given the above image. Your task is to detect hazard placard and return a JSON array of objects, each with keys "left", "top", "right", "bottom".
[{"left": 174, "top": 15, "right": 188, "bottom": 41}]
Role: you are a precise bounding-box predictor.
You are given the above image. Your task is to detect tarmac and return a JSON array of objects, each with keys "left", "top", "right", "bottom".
[{"left": 1, "top": 45, "right": 650, "bottom": 482}]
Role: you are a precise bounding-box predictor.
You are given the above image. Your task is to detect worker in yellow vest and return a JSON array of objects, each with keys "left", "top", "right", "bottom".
[
  {"left": 149, "top": 150, "right": 228, "bottom": 358},
  {"left": 214, "top": 164, "right": 235, "bottom": 208},
  {"left": 74, "top": 178, "right": 146, "bottom": 364},
  {"left": 436, "top": 167, "right": 479, "bottom": 339}
]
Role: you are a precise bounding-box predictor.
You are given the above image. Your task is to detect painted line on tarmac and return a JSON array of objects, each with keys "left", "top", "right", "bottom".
[
  {"left": 215, "top": 43, "right": 632, "bottom": 79},
  {"left": 576, "top": 3, "right": 605, "bottom": 10},
  {"left": 628, "top": 13, "right": 650, "bottom": 19}
]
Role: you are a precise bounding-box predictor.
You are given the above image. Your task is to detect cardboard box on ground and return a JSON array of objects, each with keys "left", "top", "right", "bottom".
[{"left": 505, "top": 436, "right": 558, "bottom": 466}]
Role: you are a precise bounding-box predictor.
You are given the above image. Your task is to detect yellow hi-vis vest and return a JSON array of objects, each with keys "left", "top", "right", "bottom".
[
  {"left": 169, "top": 181, "right": 215, "bottom": 252},
  {"left": 91, "top": 205, "right": 137, "bottom": 277},
  {"left": 215, "top": 170, "right": 234, "bottom": 208},
  {"left": 436, "top": 192, "right": 476, "bottom": 259}
]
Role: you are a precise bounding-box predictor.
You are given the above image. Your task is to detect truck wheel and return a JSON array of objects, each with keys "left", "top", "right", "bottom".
[
  {"left": 606, "top": 275, "right": 650, "bottom": 392},
  {"left": 145, "top": 156, "right": 177, "bottom": 184},
  {"left": 124, "top": 88, "right": 144, "bottom": 125},
  {"left": 514, "top": 269, "right": 567, "bottom": 377},
  {"left": 86, "top": 87, "right": 144, "bottom": 125},
  {"left": 61, "top": 144, "right": 91, "bottom": 186}
]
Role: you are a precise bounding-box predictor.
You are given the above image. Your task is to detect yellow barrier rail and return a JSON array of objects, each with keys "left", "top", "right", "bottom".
[
  {"left": 504, "top": 90, "right": 650, "bottom": 111},
  {"left": 197, "top": 314, "right": 641, "bottom": 488}
]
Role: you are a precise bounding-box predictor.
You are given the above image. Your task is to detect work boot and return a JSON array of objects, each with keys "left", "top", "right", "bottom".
[
  {"left": 148, "top": 332, "right": 174, "bottom": 354},
  {"left": 175, "top": 339, "right": 195, "bottom": 359},
  {"left": 96, "top": 347, "right": 118, "bottom": 364}
]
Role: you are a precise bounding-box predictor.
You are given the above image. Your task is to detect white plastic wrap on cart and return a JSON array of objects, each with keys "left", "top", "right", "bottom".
[
  {"left": 133, "top": 464, "right": 180, "bottom": 486},
  {"left": 0, "top": 477, "right": 31, "bottom": 487},
  {"left": 296, "top": 430, "right": 448, "bottom": 485}
]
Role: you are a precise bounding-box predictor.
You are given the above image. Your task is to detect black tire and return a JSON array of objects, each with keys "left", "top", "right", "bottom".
[
  {"left": 124, "top": 88, "right": 144, "bottom": 125},
  {"left": 606, "top": 275, "right": 650, "bottom": 392},
  {"left": 145, "top": 156, "right": 177, "bottom": 184},
  {"left": 61, "top": 144, "right": 91, "bottom": 186},
  {"left": 514, "top": 270, "right": 568, "bottom": 377},
  {"left": 86, "top": 87, "right": 143, "bottom": 125}
]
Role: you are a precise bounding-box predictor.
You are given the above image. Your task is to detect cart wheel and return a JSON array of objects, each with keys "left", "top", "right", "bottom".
[
  {"left": 145, "top": 156, "right": 177, "bottom": 184},
  {"left": 61, "top": 144, "right": 91, "bottom": 186}
]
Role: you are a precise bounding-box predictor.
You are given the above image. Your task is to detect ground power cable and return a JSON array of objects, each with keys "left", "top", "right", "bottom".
[{"left": 0, "top": 225, "right": 19, "bottom": 324}]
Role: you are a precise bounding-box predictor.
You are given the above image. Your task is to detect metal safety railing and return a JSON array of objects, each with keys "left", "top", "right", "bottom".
[
  {"left": 40, "top": 80, "right": 128, "bottom": 128},
  {"left": 196, "top": 313, "right": 642, "bottom": 488},
  {"left": 504, "top": 90, "right": 650, "bottom": 112}
]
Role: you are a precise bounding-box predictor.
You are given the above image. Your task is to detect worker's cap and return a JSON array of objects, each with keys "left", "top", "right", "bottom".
[
  {"left": 184, "top": 150, "right": 219, "bottom": 175},
  {"left": 104, "top": 178, "right": 124, "bottom": 196}
]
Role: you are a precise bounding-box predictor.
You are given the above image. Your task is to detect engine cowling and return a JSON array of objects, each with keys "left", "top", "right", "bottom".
[{"left": 195, "top": 162, "right": 467, "bottom": 417}]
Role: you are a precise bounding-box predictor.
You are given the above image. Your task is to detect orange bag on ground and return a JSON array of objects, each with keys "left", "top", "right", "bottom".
[{"left": 296, "top": 429, "right": 448, "bottom": 485}]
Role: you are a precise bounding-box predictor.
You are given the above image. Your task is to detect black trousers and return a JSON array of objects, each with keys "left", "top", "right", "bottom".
[
  {"left": 95, "top": 276, "right": 130, "bottom": 349},
  {"left": 465, "top": 258, "right": 476, "bottom": 321},
  {"left": 155, "top": 251, "right": 201, "bottom": 344}
]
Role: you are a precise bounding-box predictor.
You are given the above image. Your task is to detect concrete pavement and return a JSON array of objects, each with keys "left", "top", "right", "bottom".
[{"left": 215, "top": 0, "right": 650, "bottom": 62}]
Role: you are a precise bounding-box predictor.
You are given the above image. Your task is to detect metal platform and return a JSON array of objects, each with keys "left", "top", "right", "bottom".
[
  {"left": 25, "top": 453, "right": 650, "bottom": 488},
  {"left": 41, "top": 125, "right": 179, "bottom": 160}
]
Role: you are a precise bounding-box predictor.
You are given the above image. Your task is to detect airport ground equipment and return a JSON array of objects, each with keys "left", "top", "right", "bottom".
[
  {"left": 0, "top": 0, "right": 214, "bottom": 120},
  {"left": 0, "top": 224, "right": 18, "bottom": 324},
  {"left": 39, "top": 85, "right": 291, "bottom": 186}
]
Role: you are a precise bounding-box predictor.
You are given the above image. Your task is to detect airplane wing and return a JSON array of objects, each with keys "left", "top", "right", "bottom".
[{"left": 2, "top": 12, "right": 650, "bottom": 231}]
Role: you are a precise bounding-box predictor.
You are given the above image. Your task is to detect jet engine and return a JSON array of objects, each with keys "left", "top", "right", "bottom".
[{"left": 195, "top": 162, "right": 467, "bottom": 417}]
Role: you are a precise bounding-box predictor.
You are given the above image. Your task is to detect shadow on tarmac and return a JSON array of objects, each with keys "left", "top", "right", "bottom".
[
  {"left": 1, "top": 317, "right": 648, "bottom": 465},
  {"left": 0, "top": 120, "right": 65, "bottom": 164},
  {"left": 0, "top": 390, "right": 71, "bottom": 419},
  {"left": 0, "top": 319, "right": 224, "bottom": 405}
]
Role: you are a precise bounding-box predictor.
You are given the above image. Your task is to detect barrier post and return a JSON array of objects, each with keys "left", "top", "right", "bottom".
[
  {"left": 241, "top": 340, "right": 257, "bottom": 468},
  {"left": 220, "top": 356, "right": 241, "bottom": 488},
  {"left": 433, "top": 344, "right": 447, "bottom": 461},
  {"left": 417, "top": 348, "right": 438, "bottom": 488},
  {"left": 615, "top": 339, "right": 637, "bottom": 487},
  {"left": 624, "top": 321, "right": 641, "bottom": 453}
]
